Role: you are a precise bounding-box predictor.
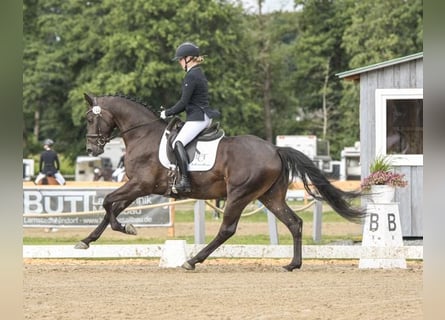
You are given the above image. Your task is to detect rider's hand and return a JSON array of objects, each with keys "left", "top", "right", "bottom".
[{"left": 160, "top": 110, "right": 167, "bottom": 119}]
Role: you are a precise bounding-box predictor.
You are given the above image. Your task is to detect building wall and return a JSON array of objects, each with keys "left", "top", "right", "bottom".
[{"left": 359, "top": 58, "right": 423, "bottom": 237}]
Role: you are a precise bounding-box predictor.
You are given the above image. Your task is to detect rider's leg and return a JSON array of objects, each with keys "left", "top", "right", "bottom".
[
  {"left": 54, "top": 172, "right": 66, "bottom": 185},
  {"left": 34, "top": 172, "right": 45, "bottom": 185},
  {"left": 117, "top": 169, "right": 126, "bottom": 182},
  {"left": 172, "top": 114, "right": 211, "bottom": 192},
  {"left": 173, "top": 141, "right": 191, "bottom": 192}
]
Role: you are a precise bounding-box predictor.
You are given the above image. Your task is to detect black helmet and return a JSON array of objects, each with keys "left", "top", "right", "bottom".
[
  {"left": 44, "top": 138, "right": 54, "bottom": 146},
  {"left": 172, "top": 42, "right": 200, "bottom": 61}
]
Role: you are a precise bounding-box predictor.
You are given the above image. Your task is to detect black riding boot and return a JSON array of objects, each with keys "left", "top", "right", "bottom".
[{"left": 173, "top": 141, "right": 191, "bottom": 193}]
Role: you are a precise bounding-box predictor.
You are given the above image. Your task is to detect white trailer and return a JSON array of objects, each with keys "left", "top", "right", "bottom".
[
  {"left": 276, "top": 135, "right": 318, "bottom": 160},
  {"left": 23, "top": 159, "right": 35, "bottom": 181},
  {"left": 340, "top": 141, "right": 361, "bottom": 181},
  {"left": 276, "top": 135, "right": 336, "bottom": 178},
  {"left": 101, "top": 137, "right": 126, "bottom": 168}
]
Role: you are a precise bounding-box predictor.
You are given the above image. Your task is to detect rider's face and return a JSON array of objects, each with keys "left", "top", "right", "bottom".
[{"left": 178, "top": 57, "right": 186, "bottom": 69}]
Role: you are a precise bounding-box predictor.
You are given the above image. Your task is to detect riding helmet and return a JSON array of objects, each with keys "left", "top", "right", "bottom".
[
  {"left": 44, "top": 138, "right": 54, "bottom": 146},
  {"left": 172, "top": 42, "right": 200, "bottom": 61}
]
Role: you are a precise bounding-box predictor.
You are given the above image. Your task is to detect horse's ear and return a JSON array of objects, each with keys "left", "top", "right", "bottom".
[{"left": 84, "top": 93, "right": 94, "bottom": 106}]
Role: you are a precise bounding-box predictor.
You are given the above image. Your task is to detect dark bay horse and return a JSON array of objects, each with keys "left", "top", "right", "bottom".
[{"left": 76, "top": 93, "right": 365, "bottom": 271}]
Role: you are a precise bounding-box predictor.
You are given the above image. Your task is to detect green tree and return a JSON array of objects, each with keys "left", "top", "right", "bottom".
[
  {"left": 245, "top": 8, "right": 301, "bottom": 142},
  {"left": 291, "top": 0, "right": 354, "bottom": 157},
  {"left": 342, "top": 0, "right": 423, "bottom": 68},
  {"left": 23, "top": 0, "right": 74, "bottom": 156},
  {"left": 22, "top": 0, "right": 423, "bottom": 169},
  {"left": 337, "top": 0, "right": 423, "bottom": 157},
  {"left": 23, "top": 0, "right": 256, "bottom": 161}
]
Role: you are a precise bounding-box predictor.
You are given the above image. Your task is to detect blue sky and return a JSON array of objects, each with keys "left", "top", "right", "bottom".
[{"left": 239, "top": 0, "right": 297, "bottom": 13}]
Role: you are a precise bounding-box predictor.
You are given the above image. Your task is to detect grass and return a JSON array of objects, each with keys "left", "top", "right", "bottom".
[
  {"left": 23, "top": 201, "right": 363, "bottom": 246},
  {"left": 23, "top": 234, "right": 362, "bottom": 246}
]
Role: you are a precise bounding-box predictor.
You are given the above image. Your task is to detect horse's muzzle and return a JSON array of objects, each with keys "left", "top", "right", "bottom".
[{"left": 86, "top": 145, "right": 104, "bottom": 157}]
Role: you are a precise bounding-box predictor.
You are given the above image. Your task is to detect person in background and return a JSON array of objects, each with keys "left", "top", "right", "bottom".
[
  {"left": 112, "top": 149, "right": 126, "bottom": 182},
  {"left": 160, "top": 41, "right": 220, "bottom": 192},
  {"left": 34, "top": 139, "right": 66, "bottom": 185}
]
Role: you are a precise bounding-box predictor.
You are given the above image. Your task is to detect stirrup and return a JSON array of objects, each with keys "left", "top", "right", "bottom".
[{"left": 174, "top": 177, "right": 191, "bottom": 193}]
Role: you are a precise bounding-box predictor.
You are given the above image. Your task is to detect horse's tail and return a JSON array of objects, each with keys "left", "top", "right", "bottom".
[{"left": 276, "top": 147, "right": 366, "bottom": 223}]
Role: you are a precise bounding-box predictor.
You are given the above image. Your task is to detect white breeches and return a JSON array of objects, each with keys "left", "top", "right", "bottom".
[
  {"left": 35, "top": 172, "right": 66, "bottom": 185},
  {"left": 173, "top": 114, "right": 212, "bottom": 147}
]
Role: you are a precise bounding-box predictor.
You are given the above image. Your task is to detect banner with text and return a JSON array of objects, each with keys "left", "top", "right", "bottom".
[{"left": 23, "top": 186, "right": 171, "bottom": 227}]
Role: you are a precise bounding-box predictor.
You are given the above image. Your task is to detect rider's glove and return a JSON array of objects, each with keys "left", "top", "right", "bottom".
[{"left": 160, "top": 110, "right": 167, "bottom": 119}]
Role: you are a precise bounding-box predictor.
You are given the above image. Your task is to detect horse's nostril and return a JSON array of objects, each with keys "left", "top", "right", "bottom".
[{"left": 86, "top": 148, "right": 92, "bottom": 154}]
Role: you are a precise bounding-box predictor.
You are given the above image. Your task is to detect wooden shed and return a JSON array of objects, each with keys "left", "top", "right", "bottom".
[{"left": 337, "top": 52, "right": 423, "bottom": 238}]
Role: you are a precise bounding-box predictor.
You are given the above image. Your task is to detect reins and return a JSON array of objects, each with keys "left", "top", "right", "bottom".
[{"left": 119, "top": 119, "right": 162, "bottom": 136}]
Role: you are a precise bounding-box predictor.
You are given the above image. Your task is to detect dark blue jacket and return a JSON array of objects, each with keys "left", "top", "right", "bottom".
[
  {"left": 165, "top": 66, "right": 220, "bottom": 121},
  {"left": 39, "top": 149, "right": 60, "bottom": 175}
]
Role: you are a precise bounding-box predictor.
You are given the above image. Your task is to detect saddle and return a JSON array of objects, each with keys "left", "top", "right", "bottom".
[
  {"left": 161, "top": 117, "right": 224, "bottom": 197},
  {"left": 37, "top": 175, "right": 59, "bottom": 185},
  {"left": 164, "top": 117, "right": 224, "bottom": 164}
]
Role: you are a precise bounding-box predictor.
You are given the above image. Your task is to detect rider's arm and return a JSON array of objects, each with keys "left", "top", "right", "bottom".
[
  {"left": 39, "top": 154, "right": 44, "bottom": 172},
  {"left": 54, "top": 153, "right": 60, "bottom": 171},
  {"left": 165, "top": 73, "right": 197, "bottom": 117}
]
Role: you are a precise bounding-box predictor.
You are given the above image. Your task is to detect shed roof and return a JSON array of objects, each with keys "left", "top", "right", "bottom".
[{"left": 336, "top": 52, "right": 423, "bottom": 81}]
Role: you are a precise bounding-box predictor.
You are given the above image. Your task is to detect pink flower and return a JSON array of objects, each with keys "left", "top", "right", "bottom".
[{"left": 361, "top": 171, "right": 408, "bottom": 190}]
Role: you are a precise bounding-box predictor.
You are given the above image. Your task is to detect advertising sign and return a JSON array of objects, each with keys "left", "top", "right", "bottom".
[{"left": 23, "top": 186, "right": 171, "bottom": 227}]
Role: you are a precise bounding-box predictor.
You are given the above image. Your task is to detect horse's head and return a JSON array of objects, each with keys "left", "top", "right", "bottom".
[{"left": 84, "top": 93, "right": 116, "bottom": 156}]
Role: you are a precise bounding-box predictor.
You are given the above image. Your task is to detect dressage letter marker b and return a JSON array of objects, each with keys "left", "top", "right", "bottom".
[
  {"left": 369, "top": 213, "right": 379, "bottom": 232},
  {"left": 359, "top": 203, "right": 406, "bottom": 269}
]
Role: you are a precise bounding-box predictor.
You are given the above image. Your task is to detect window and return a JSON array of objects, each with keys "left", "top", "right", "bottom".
[{"left": 375, "top": 89, "right": 423, "bottom": 166}]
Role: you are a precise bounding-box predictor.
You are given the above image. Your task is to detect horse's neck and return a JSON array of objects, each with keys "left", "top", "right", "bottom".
[
  {"left": 111, "top": 102, "right": 163, "bottom": 136},
  {"left": 118, "top": 116, "right": 166, "bottom": 152},
  {"left": 106, "top": 98, "right": 166, "bottom": 152}
]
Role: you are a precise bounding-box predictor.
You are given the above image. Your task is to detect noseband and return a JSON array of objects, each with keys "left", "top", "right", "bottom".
[{"left": 86, "top": 105, "right": 114, "bottom": 147}]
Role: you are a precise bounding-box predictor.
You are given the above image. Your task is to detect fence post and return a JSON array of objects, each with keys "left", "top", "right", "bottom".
[
  {"left": 194, "top": 200, "right": 206, "bottom": 244},
  {"left": 258, "top": 201, "right": 279, "bottom": 245},
  {"left": 266, "top": 209, "right": 279, "bottom": 245},
  {"left": 167, "top": 198, "right": 175, "bottom": 237},
  {"left": 313, "top": 200, "right": 322, "bottom": 242}
]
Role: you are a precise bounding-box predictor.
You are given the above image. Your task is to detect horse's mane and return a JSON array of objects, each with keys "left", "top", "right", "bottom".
[{"left": 99, "top": 93, "right": 156, "bottom": 112}]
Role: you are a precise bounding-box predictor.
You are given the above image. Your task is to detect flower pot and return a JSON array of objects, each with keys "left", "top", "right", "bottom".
[{"left": 370, "top": 185, "right": 395, "bottom": 203}]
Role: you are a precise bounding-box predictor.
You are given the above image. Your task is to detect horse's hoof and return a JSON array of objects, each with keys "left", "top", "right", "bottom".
[
  {"left": 74, "top": 241, "right": 89, "bottom": 250},
  {"left": 181, "top": 261, "right": 195, "bottom": 270},
  {"left": 282, "top": 264, "right": 300, "bottom": 272},
  {"left": 125, "top": 224, "right": 137, "bottom": 235}
]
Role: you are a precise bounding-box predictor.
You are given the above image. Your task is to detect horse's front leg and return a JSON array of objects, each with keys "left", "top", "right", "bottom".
[
  {"left": 74, "top": 214, "right": 110, "bottom": 249},
  {"left": 75, "top": 181, "right": 146, "bottom": 249},
  {"left": 105, "top": 198, "right": 137, "bottom": 234},
  {"left": 74, "top": 199, "right": 134, "bottom": 249}
]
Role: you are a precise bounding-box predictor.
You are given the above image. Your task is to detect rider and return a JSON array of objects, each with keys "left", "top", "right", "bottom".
[
  {"left": 34, "top": 139, "right": 66, "bottom": 185},
  {"left": 160, "top": 41, "right": 220, "bottom": 193},
  {"left": 112, "top": 149, "right": 126, "bottom": 182}
]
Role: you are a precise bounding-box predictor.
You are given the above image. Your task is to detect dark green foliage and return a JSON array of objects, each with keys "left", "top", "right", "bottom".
[{"left": 23, "top": 0, "right": 423, "bottom": 165}]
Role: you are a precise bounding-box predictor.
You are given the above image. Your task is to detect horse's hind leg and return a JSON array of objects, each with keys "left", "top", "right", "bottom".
[
  {"left": 182, "top": 198, "right": 250, "bottom": 270},
  {"left": 259, "top": 193, "right": 303, "bottom": 271}
]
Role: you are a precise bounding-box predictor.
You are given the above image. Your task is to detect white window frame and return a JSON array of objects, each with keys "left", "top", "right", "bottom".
[{"left": 375, "top": 88, "right": 423, "bottom": 166}]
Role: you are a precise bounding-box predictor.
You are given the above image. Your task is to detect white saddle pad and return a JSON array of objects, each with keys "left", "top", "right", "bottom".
[{"left": 159, "top": 133, "right": 223, "bottom": 171}]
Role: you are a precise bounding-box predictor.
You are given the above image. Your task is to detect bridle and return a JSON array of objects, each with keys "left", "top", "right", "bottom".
[
  {"left": 86, "top": 105, "right": 114, "bottom": 147},
  {"left": 86, "top": 102, "right": 163, "bottom": 148}
]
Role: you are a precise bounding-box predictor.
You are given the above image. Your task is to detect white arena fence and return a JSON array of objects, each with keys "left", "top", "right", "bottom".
[{"left": 22, "top": 183, "right": 423, "bottom": 261}]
